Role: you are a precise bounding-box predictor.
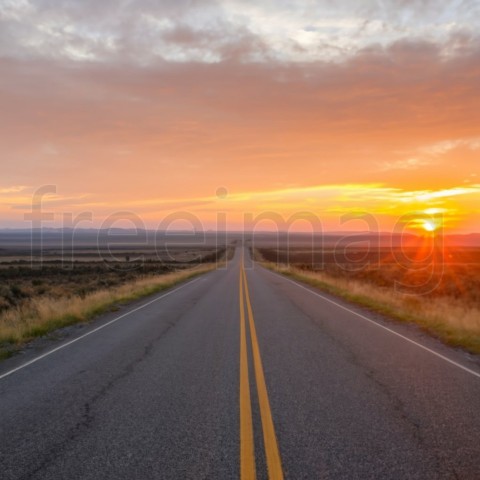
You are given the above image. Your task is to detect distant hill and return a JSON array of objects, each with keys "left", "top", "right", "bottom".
[
  {"left": 0, "top": 229, "right": 479, "bottom": 249},
  {"left": 443, "top": 234, "right": 480, "bottom": 247}
]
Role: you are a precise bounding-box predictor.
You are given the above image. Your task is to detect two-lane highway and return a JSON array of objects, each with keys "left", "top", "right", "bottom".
[{"left": 1, "top": 246, "right": 479, "bottom": 479}]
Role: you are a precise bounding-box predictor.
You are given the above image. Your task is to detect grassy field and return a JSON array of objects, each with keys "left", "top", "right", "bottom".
[
  {"left": 254, "top": 245, "right": 480, "bottom": 354},
  {"left": 0, "top": 245, "right": 230, "bottom": 360}
]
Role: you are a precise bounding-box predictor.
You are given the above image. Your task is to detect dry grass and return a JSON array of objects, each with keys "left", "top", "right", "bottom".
[
  {"left": 0, "top": 264, "right": 216, "bottom": 359},
  {"left": 261, "top": 261, "right": 480, "bottom": 354}
]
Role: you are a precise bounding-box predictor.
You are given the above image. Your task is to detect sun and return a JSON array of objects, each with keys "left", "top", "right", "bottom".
[
  {"left": 422, "top": 218, "right": 443, "bottom": 233},
  {"left": 423, "top": 220, "right": 437, "bottom": 232}
]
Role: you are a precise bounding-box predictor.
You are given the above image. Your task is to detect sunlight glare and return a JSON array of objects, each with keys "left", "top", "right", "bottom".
[{"left": 423, "top": 220, "right": 438, "bottom": 232}]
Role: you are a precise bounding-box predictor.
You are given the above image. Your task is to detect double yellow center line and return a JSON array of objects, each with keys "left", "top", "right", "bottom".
[{"left": 239, "top": 260, "right": 284, "bottom": 480}]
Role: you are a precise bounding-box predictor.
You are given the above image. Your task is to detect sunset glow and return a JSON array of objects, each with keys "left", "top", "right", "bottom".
[
  {"left": 0, "top": 1, "right": 479, "bottom": 233},
  {"left": 423, "top": 220, "right": 439, "bottom": 233}
]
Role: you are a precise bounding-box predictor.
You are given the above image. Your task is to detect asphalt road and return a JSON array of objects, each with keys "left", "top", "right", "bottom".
[{"left": 1, "top": 246, "right": 479, "bottom": 479}]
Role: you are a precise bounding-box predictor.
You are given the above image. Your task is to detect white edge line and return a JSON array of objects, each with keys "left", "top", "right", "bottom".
[
  {"left": 0, "top": 277, "right": 202, "bottom": 381},
  {"left": 264, "top": 268, "right": 480, "bottom": 380}
]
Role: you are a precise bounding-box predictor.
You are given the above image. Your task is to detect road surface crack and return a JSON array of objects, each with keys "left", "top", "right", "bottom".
[{"left": 19, "top": 319, "right": 180, "bottom": 479}]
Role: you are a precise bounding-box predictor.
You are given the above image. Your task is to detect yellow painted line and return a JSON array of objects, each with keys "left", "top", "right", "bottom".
[
  {"left": 242, "top": 264, "right": 284, "bottom": 480},
  {"left": 239, "top": 268, "right": 257, "bottom": 480}
]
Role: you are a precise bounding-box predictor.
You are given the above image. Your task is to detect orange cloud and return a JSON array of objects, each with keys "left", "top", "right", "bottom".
[{"left": 1, "top": 182, "right": 478, "bottom": 233}]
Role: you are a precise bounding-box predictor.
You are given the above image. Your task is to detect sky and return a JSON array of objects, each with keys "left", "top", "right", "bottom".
[{"left": 0, "top": 0, "right": 479, "bottom": 233}]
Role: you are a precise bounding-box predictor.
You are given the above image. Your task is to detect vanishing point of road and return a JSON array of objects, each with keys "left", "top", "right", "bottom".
[{"left": 1, "top": 246, "right": 479, "bottom": 479}]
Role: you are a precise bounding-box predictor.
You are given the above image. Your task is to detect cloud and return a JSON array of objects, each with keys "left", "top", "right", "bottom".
[
  {"left": 420, "top": 137, "right": 480, "bottom": 155},
  {"left": 0, "top": 185, "right": 29, "bottom": 194},
  {"left": 0, "top": 0, "right": 479, "bottom": 63},
  {"left": 0, "top": 1, "right": 479, "bottom": 230},
  {"left": 379, "top": 158, "right": 434, "bottom": 171},
  {"left": 0, "top": 33, "right": 479, "bottom": 203},
  {"left": 384, "top": 135, "right": 480, "bottom": 172},
  {"left": 2, "top": 33, "right": 479, "bottom": 142},
  {"left": 3, "top": 181, "right": 478, "bottom": 233}
]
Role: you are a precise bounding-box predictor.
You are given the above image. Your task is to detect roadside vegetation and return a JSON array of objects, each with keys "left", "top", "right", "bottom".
[
  {"left": 253, "top": 246, "right": 480, "bottom": 354},
  {"left": 0, "top": 246, "right": 231, "bottom": 360}
]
